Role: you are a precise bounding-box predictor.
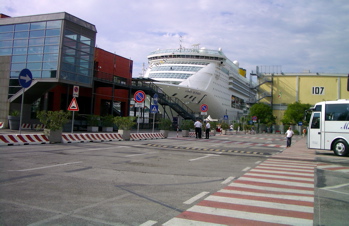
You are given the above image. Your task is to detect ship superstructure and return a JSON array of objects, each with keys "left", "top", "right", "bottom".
[{"left": 144, "top": 45, "right": 256, "bottom": 121}]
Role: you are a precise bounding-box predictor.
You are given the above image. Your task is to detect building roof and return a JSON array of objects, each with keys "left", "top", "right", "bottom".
[{"left": 0, "top": 12, "right": 97, "bottom": 32}]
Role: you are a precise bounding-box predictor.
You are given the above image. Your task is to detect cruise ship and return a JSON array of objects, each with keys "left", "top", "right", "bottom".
[{"left": 143, "top": 45, "right": 256, "bottom": 121}]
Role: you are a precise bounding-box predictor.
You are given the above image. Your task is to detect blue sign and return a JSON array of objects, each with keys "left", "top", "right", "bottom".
[
  {"left": 150, "top": 105, "right": 158, "bottom": 113},
  {"left": 153, "top": 93, "right": 158, "bottom": 105},
  {"left": 298, "top": 122, "right": 303, "bottom": 126},
  {"left": 18, "top": 68, "right": 33, "bottom": 88},
  {"left": 223, "top": 115, "right": 228, "bottom": 120}
]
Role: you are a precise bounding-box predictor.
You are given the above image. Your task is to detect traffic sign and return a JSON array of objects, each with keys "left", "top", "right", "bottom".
[
  {"left": 68, "top": 97, "right": 79, "bottom": 111},
  {"left": 153, "top": 93, "right": 158, "bottom": 105},
  {"left": 252, "top": 116, "right": 257, "bottom": 122},
  {"left": 18, "top": 68, "right": 33, "bottom": 88},
  {"left": 73, "top": 86, "right": 79, "bottom": 97},
  {"left": 200, "top": 104, "right": 208, "bottom": 112},
  {"left": 134, "top": 90, "right": 146, "bottom": 103},
  {"left": 150, "top": 105, "right": 158, "bottom": 113}
]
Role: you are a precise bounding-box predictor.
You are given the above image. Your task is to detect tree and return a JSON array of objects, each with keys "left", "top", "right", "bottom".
[
  {"left": 281, "top": 102, "right": 312, "bottom": 125},
  {"left": 249, "top": 103, "right": 276, "bottom": 126}
]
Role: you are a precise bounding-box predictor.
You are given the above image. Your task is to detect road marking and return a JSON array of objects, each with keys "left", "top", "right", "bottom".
[
  {"left": 320, "top": 183, "right": 349, "bottom": 195},
  {"left": 139, "top": 220, "right": 157, "bottom": 226},
  {"left": 126, "top": 152, "right": 157, "bottom": 157},
  {"left": 189, "top": 154, "right": 220, "bottom": 162},
  {"left": 242, "top": 167, "right": 250, "bottom": 171},
  {"left": 8, "top": 162, "right": 82, "bottom": 172},
  {"left": 221, "top": 176, "right": 235, "bottom": 184},
  {"left": 184, "top": 192, "right": 210, "bottom": 204},
  {"left": 87, "top": 146, "right": 129, "bottom": 151}
]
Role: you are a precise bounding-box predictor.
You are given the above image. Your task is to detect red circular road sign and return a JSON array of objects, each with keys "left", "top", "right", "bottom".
[
  {"left": 134, "top": 90, "right": 146, "bottom": 103},
  {"left": 200, "top": 104, "right": 208, "bottom": 112}
]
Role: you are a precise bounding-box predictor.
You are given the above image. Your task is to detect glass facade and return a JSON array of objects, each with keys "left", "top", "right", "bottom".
[
  {"left": 0, "top": 20, "right": 62, "bottom": 97},
  {"left": 0, "top": 14, "right": 96, "bottom": 99},
  {"left": 61, "top": 29, "right": 94, "bottom": 84}
]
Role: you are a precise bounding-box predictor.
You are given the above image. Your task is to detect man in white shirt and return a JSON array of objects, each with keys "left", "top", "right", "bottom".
[
  {"left": 194, "top": 119, "right": 202, "bottom": 139},
  {"left": 285, "top": 127, "right": 294, "bottom": 147}
]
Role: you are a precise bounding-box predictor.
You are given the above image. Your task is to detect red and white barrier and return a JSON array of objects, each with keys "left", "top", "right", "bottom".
[
  {"left": 62, "top": 133, "right": 123, "bottom": 143},
  {"left": 62, "top": 133, "right": 89, "bottom": 143},
  {"left": 32, "top": 124, "right": 45, "bottom": 130},
  {"left": 0, "top": 122, "right": 4, "bottom": 129},
  {"left": 1, "top": 132, "right": 164, "bottom": 145},
  {"left": 16, "top": 134, "right": 49, "bottom": 144},
  {"left": 21, "top": 123, "right": 31, "bottom": 129},
  {"left": 0, "top": 134, "right": 49, "bottom": 146},
  {"left": 130, "top": 133, "right": 165, "bottom": 140}
]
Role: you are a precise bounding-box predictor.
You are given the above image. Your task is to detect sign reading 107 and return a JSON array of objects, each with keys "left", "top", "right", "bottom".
[{"left": 312, "top": 86, "right": 324, "bottom": 95}]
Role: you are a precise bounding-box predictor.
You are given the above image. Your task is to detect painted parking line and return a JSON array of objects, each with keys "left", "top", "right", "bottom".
[{"left": 8, "top": 161, "right": 82, "bottom": 172}]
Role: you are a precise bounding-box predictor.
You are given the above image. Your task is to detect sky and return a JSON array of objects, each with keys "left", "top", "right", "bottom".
[{"left": 2, "top": 0, "right": 349, "bottom": 78}]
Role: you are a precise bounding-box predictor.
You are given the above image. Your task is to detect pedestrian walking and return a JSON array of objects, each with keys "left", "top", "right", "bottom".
[
  {"left": 285, "top": 127, "right": 294, "bottom": 147},
  {"left": 194, "top": 119, "right": 202, "bottom": 139},
  {"left": 205, "top": 121, "right": 210, "bottom": 139}
]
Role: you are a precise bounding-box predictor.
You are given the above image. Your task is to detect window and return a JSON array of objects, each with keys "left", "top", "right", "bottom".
[
  {"left": 30, "top": 30, "right": 45, "bottom": 38},
  {"left": 0, "top": 40, "right": 13, "bottom": 48},
  {"left": 325, "top": 104, "right": 349, "bottom": 121},
  {"left": 46, "top": 29, "right": 60, "bottom": 37},
  {"left": 15, "top": 23, "right": 29, "bottom": 31},
  {"left": 0, "top": 32, "right": 13, "bottom": 40},
  {"left": 46, "top": 20, "right": 61, "bottom": 29},
  {"left": 13, "top": 39, "right": 28, "bottom": 47},
  {"left": 44, "top": 45, "right": 59, "bottom": 53},
  {"left": 311, "top": 113, "right": 320, "bottom": 129},
  {"left": 30, "top": 22, "right": 46, "bottom": 30},
  {"left": 27, "top": 54, "right": 43, "bottom": 62},
  {"left": 0, "top": 25, "right": 14, "bottom": 32},
  {"left": 29, "top": 38, "right": 44, "bottom": 46},
  {"left": 14, "top": 31, "right": 29, "bottom": 39},
  {"left": 12, "top": 55, "right": 27, "bottom": 62}
]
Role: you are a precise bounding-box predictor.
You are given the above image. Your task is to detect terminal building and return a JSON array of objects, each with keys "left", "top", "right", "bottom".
[
  {"left": 252, "top": 67, "right": 348, "bottom": 128},
  {"left": 0, "top": 12, "right": 133, "bottom": 129}
]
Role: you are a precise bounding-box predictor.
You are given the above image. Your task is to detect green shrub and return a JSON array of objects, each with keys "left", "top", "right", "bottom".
[
  {"left": 181, "top": 120, "right": 194, "bottom": 130},
  {"left": 159, "top": 118, "right": 172, "bottom": 130},
  {"left": 37, "top": 110, "right": 71, "bottom": 131},
  {"left": 114, "top": 116, "right": 136, "bottom": 130}
]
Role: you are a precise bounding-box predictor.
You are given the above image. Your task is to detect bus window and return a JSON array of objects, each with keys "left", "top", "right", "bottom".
[
  {"left": 311, "top": 112, "right": 320, "bottom": 129},
  {"left": 325, "top": 104, "right": 349, "bottom": 121}
]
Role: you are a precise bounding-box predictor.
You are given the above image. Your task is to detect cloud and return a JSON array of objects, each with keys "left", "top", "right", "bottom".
[{"left": 1, "top": 0, "right": 348, "bottom": 76}]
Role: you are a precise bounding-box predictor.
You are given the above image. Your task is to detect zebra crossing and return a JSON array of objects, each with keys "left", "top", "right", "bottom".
[{"left": 164, "top": 139, "right": 316, "bottom": 225}]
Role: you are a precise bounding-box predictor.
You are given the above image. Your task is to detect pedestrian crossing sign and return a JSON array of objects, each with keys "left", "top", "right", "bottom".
[{"left": 150, "top": 105, "right": 158, "bottom": 113}]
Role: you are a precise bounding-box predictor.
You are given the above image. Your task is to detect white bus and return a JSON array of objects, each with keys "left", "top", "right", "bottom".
[{"left": 307, "top": 99, "right": 349, "bottom": 156}]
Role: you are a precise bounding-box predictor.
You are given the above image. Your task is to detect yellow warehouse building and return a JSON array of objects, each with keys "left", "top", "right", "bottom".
[{"left": 255, "top": 72, "right": 349, "bottom": 125}]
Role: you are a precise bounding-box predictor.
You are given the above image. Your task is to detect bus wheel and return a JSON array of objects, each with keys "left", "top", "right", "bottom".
[{"left": 333, "top": 139, "right": 349, "bottom": 156}]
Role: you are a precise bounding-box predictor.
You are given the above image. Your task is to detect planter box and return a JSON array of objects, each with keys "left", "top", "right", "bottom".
[
  {"left": 182, "top": 130, "right": 189, "bottom": 137},
  {"left": 102, "top": 127, "right": 113, "bottom": 132},
  {"left": 8, "top": 116, "right": 20, "bottom": 130},
  {"left": 118, "top": 130, "right": 131, "bottom": 140},
  {"left": 44, "top": 129, "right": 62, "bottom": 143},
  {"left": 87, "top": 126, "right": 99, "bottom": 132},
  {"left": 160, "top": 130, "right": 169, "bottom": 138}
]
